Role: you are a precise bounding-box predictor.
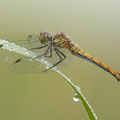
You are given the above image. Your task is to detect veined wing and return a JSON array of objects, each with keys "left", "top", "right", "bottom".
[
  {"left": 13, "top": 34, "right": 45, "bottom": 50},
  {"left": 43, "top": 46, "right": 73, "bottom": 70},
  {"left": 10, "top": 56, "right": 47, "bottom": 73},
  {"left": 0, "top": 35, "right": 47, "bottom": 73},
  {"left": 0, "top": 36, "right": 73, "bottom": 73},
  {"left": 0, "top": 34, "right": 46, "bottom": 62},
  {"left": 10, "top": 46, "right": 73, "bottom": 73}
]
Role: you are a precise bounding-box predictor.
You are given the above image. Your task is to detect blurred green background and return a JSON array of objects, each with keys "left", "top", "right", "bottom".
[{"left": 0, "top": 0, "right": 120, "bottom": 120}]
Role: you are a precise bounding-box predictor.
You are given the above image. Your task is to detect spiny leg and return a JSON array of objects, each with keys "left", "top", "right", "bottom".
[
  {"left": 13, "top": 44, "right": 48, "bottom": 65},
  {"left": 44, "top": 45, "right": 52, "bottom": 58},
  {"left": 29, "top": 44, "right": 48, "bottom": 50},
  {"left": 14, "top": 45, "right": 52, "bottom": 65},
  {"left": 43, "top": 48, "right": 66, "bottom": 72},
  {"left": 32, "top": 45, "right": 52, "bottom": 59},
  {"left": 12, "top": 35, "right": 47, "bottom": 65},
  {"left": 30, "top": 37, "right": 53, "bottom": 58}
]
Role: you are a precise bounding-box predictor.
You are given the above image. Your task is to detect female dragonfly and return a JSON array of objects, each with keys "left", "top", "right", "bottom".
[{"left": 1, "top": 31, "right": 120, "bottom": 81}]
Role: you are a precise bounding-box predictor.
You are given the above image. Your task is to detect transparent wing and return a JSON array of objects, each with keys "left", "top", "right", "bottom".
[
  {"left": 13, "top": 34, "right": 45, "bottom": 50},
  {"left": 0, "top": 34, "right": 47, "bottom": 62},
  {"left": 0, "top": 47, "right": 22, "bottom": 62},
  {"left": 0, "top": 47, "right": 46, "bottom": 73},
  {"left": 10, "top": 47, "right": 73, "bottom": 73},
  {"left": 13, "top": 34, "right": 73, "bottom": 71},
  {"left": 0, "top": 35, "right": 48, "bottom": 73},
  {"left": 43, "top": 46, "right": 73, "bottom": 70},
  {"left": 0, "top": 35, "right": 73, "bottom": 73},
  {"left": 10, "top": 57, "right": 46, "bottom": 73}
]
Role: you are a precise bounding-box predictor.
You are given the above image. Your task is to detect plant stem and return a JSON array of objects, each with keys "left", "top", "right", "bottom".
[{"left": 0, "top": 39, "right": 97, "bottom": 120}]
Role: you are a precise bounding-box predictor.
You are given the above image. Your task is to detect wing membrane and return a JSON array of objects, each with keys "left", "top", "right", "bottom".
[
  {"left": 10, "top": 57, "right": 46, "bottom": 73},
  {"left": 0, "top": 34, "right": 73, "bottom": 73}
]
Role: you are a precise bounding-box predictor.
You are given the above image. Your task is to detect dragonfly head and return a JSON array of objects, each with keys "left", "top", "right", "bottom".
[{"left": 38, "top": 31, "right": 52, "bottom": 44}]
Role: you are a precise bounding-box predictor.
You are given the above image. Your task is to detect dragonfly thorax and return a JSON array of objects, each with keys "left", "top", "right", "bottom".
[
  {"left": 38, "top": 31, "right": 72, "bottom": 48},
  {"left": 52, "top": 32, "right": 72, "bottom": 48}
]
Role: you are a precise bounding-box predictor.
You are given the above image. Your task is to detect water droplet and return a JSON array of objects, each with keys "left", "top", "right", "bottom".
[
  {"left": 75, "top": 85, "right": 81, "bottom": 92},
  {"left": 73, "top": 93, "right": 80, "bottom": 102}
]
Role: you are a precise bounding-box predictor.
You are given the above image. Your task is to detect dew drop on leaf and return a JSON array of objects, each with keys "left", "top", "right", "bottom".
[{"left": 73, "top": 93, "right": 80, "bottom": 102}]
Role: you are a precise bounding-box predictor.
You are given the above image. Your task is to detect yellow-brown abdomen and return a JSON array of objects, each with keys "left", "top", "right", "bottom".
[{"left": 70, "top": 43, "right": 120, "bottom": 81}]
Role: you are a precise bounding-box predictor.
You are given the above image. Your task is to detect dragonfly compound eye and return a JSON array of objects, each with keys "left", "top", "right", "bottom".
[{"left": 40, "top": 31, "right": 48, "bottom": 36}]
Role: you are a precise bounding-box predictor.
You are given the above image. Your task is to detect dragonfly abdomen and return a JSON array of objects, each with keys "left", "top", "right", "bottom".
[{"left": 70, "top": 43, "right": 120, "bottom": 81}]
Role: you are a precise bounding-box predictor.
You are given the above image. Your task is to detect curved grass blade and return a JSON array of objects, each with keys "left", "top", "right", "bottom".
[{"left": 0, "top": 39, "right": 97, "bottom": 120}]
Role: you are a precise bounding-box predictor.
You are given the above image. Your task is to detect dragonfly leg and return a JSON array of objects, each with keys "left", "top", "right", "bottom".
[
  {"left": 43, "top": 48, "right": 66, "bottom": 72},
  {"left": 29, "top": 44, "right": 48, "bottom": 50},
  {"left": 32, "top": 45, "right": 52, "bottom": 59},
  {"left": 44, "top": 45, "right": 52, "bottom": 58},
  {"left": 13, "top": 45, "right": 49, "bottom": 64}
]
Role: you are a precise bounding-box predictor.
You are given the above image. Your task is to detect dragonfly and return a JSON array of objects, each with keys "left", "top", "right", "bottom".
[{"left": 0, "top": 31, "right": 120, "bottom": 81}]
